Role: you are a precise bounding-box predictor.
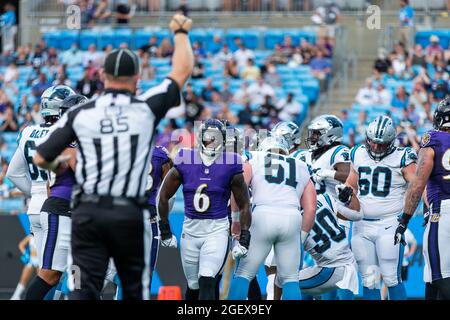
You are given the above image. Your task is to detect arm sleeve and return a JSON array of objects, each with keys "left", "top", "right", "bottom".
[
  {"left": 6, "top": 149, "right": 32, "bottom": 197},
  {"left": 138, "top": 77, "right": 181, "bottom": 124},
  {"left": 36, "top": 111, "right": 77, "bottom": 162}
]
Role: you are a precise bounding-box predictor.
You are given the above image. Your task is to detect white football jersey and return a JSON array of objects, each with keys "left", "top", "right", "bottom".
[
  {"left": 304, "top": 193, "right": 355, "bottom": 268},
  {"left": 14, "top": 124, "right": 53, "bottom": 215},
  {"left": 248, "top": 151, "right": 311, "bottom": 208},
  {"left": 292, "top": 145, "right": 350, "bottom": 199},
  {"left": 350, "top": 145, "right": 417, "bottom": 219}
]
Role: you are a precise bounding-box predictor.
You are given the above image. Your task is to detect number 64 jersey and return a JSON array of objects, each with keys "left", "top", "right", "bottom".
[
  {"left": 350, "top": 145, "right": 417, "bottom": 219},
  {"left": 9, "top": 124, "right": 54, "bottom": 215}
]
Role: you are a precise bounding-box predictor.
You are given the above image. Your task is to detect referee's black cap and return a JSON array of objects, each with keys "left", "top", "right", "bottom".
[{"left": 104, "top": 48, "right": 140, "bottom": 77}]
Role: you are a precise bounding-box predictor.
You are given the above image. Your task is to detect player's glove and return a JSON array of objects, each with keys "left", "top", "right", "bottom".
[
  {"left": 315, "top": 169, "right": 336, "bottom": 183},
  {"left": 159, "top": 222, "right": 178, "bottom": 248},
  {"left": 232, "top": 230, "right": 251, "bottom": 260},
  {"left": 335, "top": 184, "right": 353, "bottom": 205},
  {"left": 394, "top": 213, "right": 411, "bottom": 246}
]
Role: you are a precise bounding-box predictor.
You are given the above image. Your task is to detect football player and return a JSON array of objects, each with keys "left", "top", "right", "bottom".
[
  {"left": 228, "top": 135, "right": 316, "bottom": 300},
  {"left": 339, "top": 115, "right": 417, "bottom": 300},
  {"left": 6, "top": 85, "right": 76, "bottom": 299},
  {"left": 158, "top": 119, "right": 252, "bottom": 300},
  {"left": 24, "top": 94, "right": 86, "bottom": 300},
  {"left": 394, "top": 97, "right": 450, "bottom": 299}
]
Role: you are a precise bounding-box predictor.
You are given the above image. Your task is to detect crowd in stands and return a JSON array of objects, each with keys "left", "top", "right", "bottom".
[{"left": 347, "top": 34, "right": 450, "bottom": 149}]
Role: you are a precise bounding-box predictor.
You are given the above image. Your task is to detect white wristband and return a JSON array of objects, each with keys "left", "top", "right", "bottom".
[{"left": 231, "top": 211, "right": 240, "bottom": 222}]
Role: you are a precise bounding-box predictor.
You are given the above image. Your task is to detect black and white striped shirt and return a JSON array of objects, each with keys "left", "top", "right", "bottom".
[{"left": 37, "top": 77, "right": 181, "bottom": 198}]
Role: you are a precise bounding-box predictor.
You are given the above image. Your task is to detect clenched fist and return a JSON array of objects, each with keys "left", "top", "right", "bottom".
[{"left": 169, "top": 14, "right": 192, "bottom": 34}]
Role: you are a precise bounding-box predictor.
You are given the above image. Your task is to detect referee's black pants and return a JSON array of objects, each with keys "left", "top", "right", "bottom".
[{"left": 69, "top": 201, "right": 151, "bottom": 300}]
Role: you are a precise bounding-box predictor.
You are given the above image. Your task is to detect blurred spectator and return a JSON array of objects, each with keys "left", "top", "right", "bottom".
[
  {"left": 214, "top": 44, "right": 233, "bottom": 67},
  {"left": 209, "top": 35, "right": 223, "bottom": 55},
  {"left": 374, "top": 83, "right": 392, "bottom": 107},
  {"left": 53, "top": 70, "right": 72, "bottom": 87},
  {"left": 19, "top": 111, "right": 34, "bottom": 130},
  {"left": 427, "top": 69, "right": 449, "bottom": 102},
  {"left": 140, "top": 53, "right": 155, "bottom": 80},
  {"left": 207, "top": 91, "right": 225, "bottom": 116},
  {"left": 83, "top": 44, "right": 102, "bottom": 68},
  {"left": 30, "top": 102, "right": 43, "bottom": 124},
  {"left": 310, "top": 50, "right": 332, "bottom": 82},
  {"left": 201, "top": 78, "right": 220, "bottom": 102},
  {"left": 28, "top": 44, "right": 47, "bottom": 68},
  {"left": 177, "top": 0, "right": 189, "bottom": 16},
  {"left": 262, "top": 61, "right": 281, "bottom": 87},
  {"left": 140, "top": 36, "right": 159, "bottom": 57},
  {"left": 79, "top": 0, "right": 95, "bottom": 27},
  {"left": 234, "top": 39, "right": 255, "bottom": 69},
  {"left": 216, "top": 104, "right": 238, "bottom": 124},
  {"left": 183, "top": 84, "right": 204, "bottom": 125},
  {"left": 115, "top": 1, "right": 132, "bottom": 25},
  {"left": 276, "top": 92, "right": 301, "bottom": 122},
  {"left": 220, "top": 81, "right": 233, "bottom": 103},
  {"left": 269, "top": 44, "right": 289, "bottom": 65},
  {"left": 0, "top": 49, "right": 14, "bottom": 66},
  {"left": 355, "top": 110, "right": 370, "bottom": 144},
  {"left": 0, "top": 3, "right": 17, "bottom": 54},
  {"left": 31, "top": 73, "right": 51, "bottom": 99},
  {"left": 311, "top": 0, "right": 341, "bottom": 44},
  {"left": 233, "top": 82, "right": 250, "bottom": 105},
  {"left": 3, "top": 61, "right": 18, "bottom": 84},
  {"left": 426, "top": 35, "right": 444, "bottom": 62},
  {"left": 409, "top": 44, "right": 426, "bottom": 67},
  {"left": 391, "top": 85, "right": 410, "bottom": 109},
  {"left": 238, "top": 101, "right": 254, "bottom": 126},
  {"left": 158, "top": 38, "right": 174, "bottom": 58},
  {"left": 340, "top": 109, "right": 355, "bottom": 147},
  {"left": 17, "top": 94, "right": 30, "bottom": 116},
  {"left": 398, "top": 0, "right": 414, "bottom": 48},
  {"left": 241, "top": 58, "right": 261, "bottom": 81},
  {"left": 155, "top": 122, "right": 175, "bottom": 149},
  {"left": 93, "top": 0, "right": 112, "bottom": 24},
  {"left": 392, "top": 53, "right": 407, "bottom": 79},
  {"left": 191, "top": 54, "right": 205, "bottom": 79},
  {"left": 280, "top": 35, "right": 296, "bottom": 58},
  {"left": 374, "top": 48, "right": 391, "bottom": 73},
  {"left": 315, "top": 36, "right": 333, "bottom": 58},
  {"left": 247, "top": 77, "right": 275, "bottom": 106},
  {"left": 76, "top": 68, "right": 99, "bottom": 98},
  {"left": 192, "top": 41, "right": 206, "bottom": 58},
  {"left": 0, "top": 105, "right": 18, "bottom": 132},
  {"left": 409, "top": 81, "right": 428, "bottom": 112},
  {"left": 61, "top": 43, "right": 83, "bottom": 67},
  {"left": 299, "top": 39, "right": 314, "bottom": 64},
  {"left": 47, "top": 47, "right": 59, "bottom": 66},
  {"left": 224, "top": 59, "right": 239, "bottom": 79},
  {"left": 355, "top": 78, "right": 377, "bottom": 106},
  {"left": 14, "top": 46, "right": 29, "bottom": 66},
  {"left": 257, "top": 94, "right": 278, "bottom": 122},
  {"left": 288, "top": 47, "right": 304, "bottom": 67}
]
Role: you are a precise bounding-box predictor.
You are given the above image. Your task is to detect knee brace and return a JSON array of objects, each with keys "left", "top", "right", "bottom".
[{"left": 198, "top": 277, "right": 216, "bottom": 300}]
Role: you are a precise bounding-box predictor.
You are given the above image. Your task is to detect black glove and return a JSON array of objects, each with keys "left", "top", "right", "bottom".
[
  {"left": 239, "top": 229, "right": 251, "bottom": 249},
  {"left": 338, "top": 186, "right": 353, "bottom": 204},
  {"left": 159, "top": 221, "right": 172, "bottom": 241},
  {"left": 394, "top": 214, "right": 411, "bottom": 245}
]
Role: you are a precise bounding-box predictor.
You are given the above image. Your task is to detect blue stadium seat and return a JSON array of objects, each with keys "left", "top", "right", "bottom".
[
  {"left": 264, "top": 29, "right": 284, "bottom": 50},
  {"left": 300, "top": 79, "right": 320, "bottom": 103},
  {"left": 134, "top": 29, "right": 153, "bottom": 49},
  {"left": 79, "top": 30, "right": 99, "bottom": 50},
  {"left": 154, "top": 30, "right": 171, "bottom": 45},
  {"left": 59, "top": 30, "right": 79, "bottom": 50},
  {"left": 112, "top": 28, "right": 133, "bottom": 49},
  {"left": 98, "top": 29, "right": 115, "bottom": 50},
  {"left": 151, "top": 58, "right": 170, "bottom": 67},
  {"left": 42, "top": 31, "right": 61, "bottom": 49},
  {"left": 225, "top": 28, "right": 259, "bottom": 51},
  {"left": 415, "top": 30, "right": 450, "bottom": 49}
]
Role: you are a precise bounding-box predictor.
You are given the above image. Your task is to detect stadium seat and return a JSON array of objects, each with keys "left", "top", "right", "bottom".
[
  {"left": 79, "top": 30, "right": 99, "bottom": 50},
  {"left": 226, "top": 28, "right": 259, "bottom": 51},
  {"left": 264, "top": 29, "right": 284, "bottom": 50},
  {"left": 112, "top": 28, "right": 133, "bottom": 49},
  {"left": 415, "top": 30, "right": 450, "bottom": 49},
  {"left": 42, "top": 30, "right": 62, "bottom": 49},
  {"left": 98, "top": 29, "right": 115, "bottom": 50},
  {"left": 133, "top": 29, "right": 153, "bottom": 49},
  {"left": 59, "top": 30, "right": 80, "bottom": 50}
]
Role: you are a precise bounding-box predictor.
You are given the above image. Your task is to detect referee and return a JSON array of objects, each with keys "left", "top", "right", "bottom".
[{"left": 33, "top": 14, "right": 193, "bottom": 300}]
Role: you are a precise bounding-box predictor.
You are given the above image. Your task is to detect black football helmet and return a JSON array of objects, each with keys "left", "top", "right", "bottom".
[
  {"left": 60, "top": 94, "right": 88, "bottom": 117},
  {"left": 433, "top": 97, "right": 450, "bottom": 130}
]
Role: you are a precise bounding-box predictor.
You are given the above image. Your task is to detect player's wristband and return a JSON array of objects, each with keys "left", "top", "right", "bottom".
[
  {"left": 174, "top": 29, "right": 188, "bottom": 35},
  {"left": 159, "top": 222, "right": 172, "bottom": 240},
  {"left": 399, "top": 213, "right": 412, "bottom": 226},
  {"left": 239, "top": 229, "right": 251, "bottom": 249},
  {"left": 231, "top": 211, "right": 240, "bottom": 222}
]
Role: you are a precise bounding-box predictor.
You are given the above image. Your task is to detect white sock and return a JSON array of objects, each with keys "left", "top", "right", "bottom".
[
  {"left": 10, "top": 283, "right": 25, "bottom": 300},
  {"left": 266, "top": 274, "right": 275, "bottom": 300}
]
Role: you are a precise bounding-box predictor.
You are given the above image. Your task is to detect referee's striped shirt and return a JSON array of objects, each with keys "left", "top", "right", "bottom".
[{"left": 37, "top": 77, "right": 181, "bottom": 198}]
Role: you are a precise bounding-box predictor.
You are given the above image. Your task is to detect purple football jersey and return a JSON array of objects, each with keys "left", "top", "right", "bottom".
[
  {"left": 50, "top": 167, "right": 76, "bottom": 201},
  {"left": 421, "top": 130, "right": 450, "bottom": 211},
  {"left": 147, "top": 146, "right": 171, "bottom": 206},
  {"left": 174, "top": 148, "right": 243, "bottom": 220}
]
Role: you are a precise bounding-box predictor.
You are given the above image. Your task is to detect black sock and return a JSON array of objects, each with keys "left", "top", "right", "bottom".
[
  {"left": 248, "top": 277, "right": 262, "bottom": 300},
  {"left": 215, "top": 274, "right": 222, "bottom": 300},
  {"left": 185, "top": 287, "right": 199, "bottom": 300},
  {"left": 198, "top": 277, "right": 216, "bottom": 300},
  {"left": 24, "top": 276, "right": 54, "bottom": 300}
]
